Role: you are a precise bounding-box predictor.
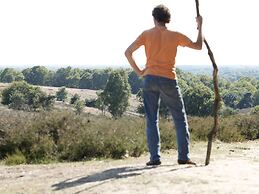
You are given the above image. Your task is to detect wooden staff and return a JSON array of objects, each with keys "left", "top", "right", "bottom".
[{"left": 195, "top": 0, "right": 221, "bottom": 165}]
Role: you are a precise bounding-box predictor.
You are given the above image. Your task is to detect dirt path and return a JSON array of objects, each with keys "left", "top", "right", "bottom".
[{"left": 1, "top": 140, "right": 259, "bottom": 194}]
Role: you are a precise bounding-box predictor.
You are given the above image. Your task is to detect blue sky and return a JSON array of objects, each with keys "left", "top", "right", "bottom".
[{"left": 0, "top": 0, "right": 258, "bottom": 69}]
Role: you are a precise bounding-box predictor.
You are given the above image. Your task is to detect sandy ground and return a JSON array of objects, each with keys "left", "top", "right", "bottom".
[{"left": 1, "top": 140, "right": 259, "bottom": 194}]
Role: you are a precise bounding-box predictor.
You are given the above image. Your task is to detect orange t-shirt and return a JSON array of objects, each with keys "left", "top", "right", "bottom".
[{"left": 134, "top": 26, "right": 193, "bottom": 79}]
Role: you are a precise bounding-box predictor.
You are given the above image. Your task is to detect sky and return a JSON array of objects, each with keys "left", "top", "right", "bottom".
[{"left": 0, "top": 0, "right": 258, "bottom": 69}]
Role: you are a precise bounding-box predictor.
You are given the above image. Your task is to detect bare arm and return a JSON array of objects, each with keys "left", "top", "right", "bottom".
[
  {"left": 187, "top": 16, "right": 204, "bottom": 50},
  {"left": 124, "top": 42, "right": 143, "bottom": 77}
]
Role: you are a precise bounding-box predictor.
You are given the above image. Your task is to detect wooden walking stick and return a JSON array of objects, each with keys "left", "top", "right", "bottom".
[{"left": 195, "top": 0, "right": 221, "bottom": 165}]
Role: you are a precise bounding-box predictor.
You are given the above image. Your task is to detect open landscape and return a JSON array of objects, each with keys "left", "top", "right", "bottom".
[
  {"left": 0, "top": 82, "right": 140, "bottom": 116},
  {"left": 0, "top": 66, "right": 259, "bottom": 194},
  {"left": 1, "top": 0, "right": 259, "bottom": 193}
]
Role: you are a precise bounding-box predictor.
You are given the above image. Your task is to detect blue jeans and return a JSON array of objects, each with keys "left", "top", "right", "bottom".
[{"left": 143, "top": 75, "right": 190, "bottom": 161}]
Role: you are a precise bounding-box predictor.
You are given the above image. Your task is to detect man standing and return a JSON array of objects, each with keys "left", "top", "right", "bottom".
[{"left": 125, "top": 4, "right": 203, "bottom": 166}]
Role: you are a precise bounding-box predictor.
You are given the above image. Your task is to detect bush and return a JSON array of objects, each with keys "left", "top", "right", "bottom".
[
  {"left": 56, "top": 87, "right": 68, "bottom": 102},
  {"left": 237, "top": 114, "right": 259, "bottom": 140},
  {"left": 74, "top": 100, "right": 84, "bottom": 115},
  {"left": 85, "top": 98, "right": 97, "bottom": 108},
  {"left": 159, "top": 119, "right": 177, "bottom": 150},
  {"left": 70, "top": 93, "right": 80, "bottom": 104},
  {"left": 4, "top": 150, "right": 27, "bottom": 165},
  {"left": 252, "top": 105, "right": 259, "bottom": 114},
  {"left": 1, "top": 81, "right": 54, "bottom": 111},
  {"left": 1, "top": 109, "right": 259, "bottom": 164},
  {"left": 220, "top": 106, "right": 238, "bottom": 117}
]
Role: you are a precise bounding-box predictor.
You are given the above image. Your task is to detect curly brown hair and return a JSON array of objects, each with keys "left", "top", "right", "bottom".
[{"left": 152, "top": 4, "right": 171, "bottom": 24}]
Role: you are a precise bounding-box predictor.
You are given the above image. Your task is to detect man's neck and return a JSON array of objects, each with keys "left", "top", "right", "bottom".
[{"left": 154, "top": 21, "right": 166, "bottom": 28}]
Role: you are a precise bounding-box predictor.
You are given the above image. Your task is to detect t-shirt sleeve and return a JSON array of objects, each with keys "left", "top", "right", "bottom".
[
  {"left": 176, "top": 32, "right": 193, "bottom": 47},
  {"left": 133, "top": 31, "right": 146, "bottom": 49}
]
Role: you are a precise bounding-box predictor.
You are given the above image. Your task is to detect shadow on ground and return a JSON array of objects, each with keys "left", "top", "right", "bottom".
[{"left": 51, "top": 164, "right": 195, "bottom": 193}]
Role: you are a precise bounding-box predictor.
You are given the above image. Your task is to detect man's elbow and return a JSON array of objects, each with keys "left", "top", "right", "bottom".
[
  {"left": 194, "top": 41, "right": 203, "bottom": 50},
  {"left": 197, "top": 44, "right": 202, "bottom": 50},
  {"left": 124, "top": 48, "right": 132, "bottom": 58},
  {"left": 124, "top": 50, "right": 128, "bottom": 57}
]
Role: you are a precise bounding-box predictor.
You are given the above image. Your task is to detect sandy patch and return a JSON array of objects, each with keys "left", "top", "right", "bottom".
[{"left": 1, "top": 140, "right": 259, "bottom": 194}]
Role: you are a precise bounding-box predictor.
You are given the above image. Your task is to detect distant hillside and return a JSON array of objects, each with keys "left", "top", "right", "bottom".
[
  {"left": 178, "top": 65, "right": 259, "bottom": 81},
  {"left": 0, "top": 82, "right": 140, "bottom": 115}
]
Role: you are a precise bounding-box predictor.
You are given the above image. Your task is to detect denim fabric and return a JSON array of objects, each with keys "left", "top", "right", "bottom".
[{"left": 143, "top": 75, "right": 190, "bottom": 161}]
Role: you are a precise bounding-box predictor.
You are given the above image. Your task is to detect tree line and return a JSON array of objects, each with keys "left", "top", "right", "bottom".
[{"left": 1, "top": 66, "right": 259, "bottom": 117}]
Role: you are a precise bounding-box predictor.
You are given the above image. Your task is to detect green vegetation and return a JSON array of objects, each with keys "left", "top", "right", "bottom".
[
  {"left": 22, "top": 66, "right": 53, "bottom": 86},
  {"left": 74, "top": 100, "right": 84, "bottom": 115},
  {"left": 179, "top": 65, "right": 259, "bottom": 80},
  {"left": 70, "top": 93, "right": 80, "bottom": 105},
  {"left": 0, "top": 66, "right": 259, "bottom": 165},
  {"left": 56, "top": 87, "right": 68, "bottom": 102},
  {"left": 99, "top": 70, "right": 131, "bottom": 118},
  {"left": 4, "top": 150, "right": 27, "bottom": 165},
  {"left": 1, "top": 81, "right": 55, "bottom": 111},
  {"left": 0, "top": 109, "right": 258, "bottom": 165},
  {"left": 1, "top": 66, "right": 259, "bottom": 117},
  {"left": 0, "top": 68, "right": 24, "bottom": 83}
]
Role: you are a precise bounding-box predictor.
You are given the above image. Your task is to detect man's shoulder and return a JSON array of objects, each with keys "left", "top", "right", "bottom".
[
  {"left": 166, "top": 29, "right": 180, "bottom": 34},
  {"left": 143, "top": 27, "right": 156, "bottom": 33}
]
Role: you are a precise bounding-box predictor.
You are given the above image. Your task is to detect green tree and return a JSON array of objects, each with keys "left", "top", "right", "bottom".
[
  {"left": 91, "top": 68, "right": 112, "bottom": 90},
  {"left": 22, "top": 66, "right": 52, "bottom": 86},
  {"left": 101, "top": 70, "right": 131, "bottom": 118},
  {"left": 222, "top": 93, "right": 238, "bottom": 108},
  {"left": 95, "top": 92, "right": 107, "bottom": 114},
  {"left": 53, "top": 66, "right": 81, "bottom": 88},
  {"left": 183, "top": 84, "right": 214, "bottom": 116},
  {"left": 254, "top": 90, "right": 259, "bottom": 106},
  {"left": 79, "top": 71, "right": 93, "bottom": 89},
  {"left": 199, "top": 75, "right": 214, "bottom": 90},
  {"left": 1, "top": 81, "right": 54, "bottom": 111},
  {"left": 0, "top": 68, "right": 24, "bottom": 83},
  {"left": 56, "top": 87, "right": 68, "bottom": 102},
  {"left": 128, "top": 70, "right": 142, "bottom": 94},
  {"left": 230, "top": 78, "right": 257, "bottom": 97},
  {"left": 237, "top": 92, "right": 254, "bottom": 109}
]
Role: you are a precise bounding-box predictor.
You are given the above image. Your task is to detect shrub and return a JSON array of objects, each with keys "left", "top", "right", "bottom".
[
  {"left": 252, "top": 105, "right": 259, "bottom": 114},
  {"left": 85, "top": 98, "right": 97, "bottom": 108},
  {"left": 1, "top": 81, "right": 54, "bottom": 111},
  {"left": 0, "top": 109, "right": 259, "bottom": 164},
  {"left": 220, "top": 106, "right": 238, "bottom": 117},
  {"left": 4, "top": 150, "right": 27, "bottom": 165},
  {"left": 74, "top": 100, "right": 84, "bottom": 115},
  {"left": 237, "top": 114, "right": 259, "bottom": 140},
  {"left": 70, "top": 93, "right": 80, "bottom": 104},
  {"left": 188, "top": 117, "right": 212, "bottom": 141},
  {"left": 160, "top": 119, "right": 177, "bottom": 150},
  {"left": 56, "top": 87, "right": 68, "bottom": 102}
]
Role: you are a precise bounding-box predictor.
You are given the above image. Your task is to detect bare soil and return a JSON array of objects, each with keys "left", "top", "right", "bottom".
[{"left": 1, "top": 140, "right": 259, "bottom": 194}]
